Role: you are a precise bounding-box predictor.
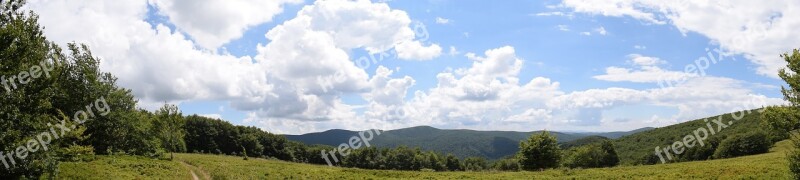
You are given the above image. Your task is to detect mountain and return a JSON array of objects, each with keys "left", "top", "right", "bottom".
[
  {"left": 613, "top": 109, "right": 764, "bottom": 165},
  {"left": 285, "top": 126, "right": 648, "bottom": 160},
  {"left": 559, "top": 135, "right": 611, "bottom": 149}
]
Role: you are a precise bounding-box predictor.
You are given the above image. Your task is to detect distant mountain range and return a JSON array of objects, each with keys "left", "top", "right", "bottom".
[{"left": 285, "top": 126, "right": 653, "bottom": 160}]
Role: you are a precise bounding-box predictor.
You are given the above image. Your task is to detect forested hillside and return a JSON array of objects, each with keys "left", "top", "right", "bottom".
[
  {"left": 613, "top": 109, "right": 765, "bottom": 165},
  {"left": 286, "top": 126, "right": 646, "bottom": 159}
]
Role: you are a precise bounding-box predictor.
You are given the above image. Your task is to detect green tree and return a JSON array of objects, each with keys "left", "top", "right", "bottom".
[
  {"left": 444, "top": 154, "right": 463, "bottom": 171},
  {"left": 562, "top": 140, "right": 618, "bottom": 168},
  {"left": 761, "top": 106, "right": 800, "bottom": 142},
  {"left": 463, "top": 157, "right": 488, "bottom": 171},
  {"left": 155, "top": 104, "right": 186, "bottom": 160},
  {"left": 518, "top": 131, "right": 561, "bottom": 170},
  {"left": 776, "top": 49, "right": 800, "bottom": 179},
  {"left": 599, "top": 140, "right": 619, "bottom": 167},
  {"left": 492, "top": 158, "right": 521, "bottom": 171},
  {"left": 790, "top": 133, "right": 800, "bottom": 179},
  {"left": 712, "top": 131, "right": 771, "bottom": 159}
]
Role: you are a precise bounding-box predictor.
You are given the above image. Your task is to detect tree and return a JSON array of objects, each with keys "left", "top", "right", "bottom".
[
  {"left": 779, "top": 49, "right": 800, "bottom": 107},
  {"left": 463, "top": 157, "right": 488, "bottom": 171},
  {"left": 562, "top": 140, "right": 618, "bottom": 168},
  {"left": 712, "top": 131, "right": 771, "bottom": 159},
  {"left": 776, "top": 49, "right": 800, "bottom": 178},
  {"left": 790, "top": 133, "right": 800, "bottom": 179},
  {"left": 155, "top": 104, "right": 186, "bottom": 160},
  {"left": 599, "top": 140, "right": 619, "bottom": 167},
  {"left": 518, "top": 131, "right": 561, "bottom": 170},
  {"left": 492, "top": 158, "right": 521, "bottom": 171},
  {"left": 444, "top": 154, "right": 463, "bottom": 171},
  {"left": 760, "top": 106, "right": 800, "bottom": 142}
]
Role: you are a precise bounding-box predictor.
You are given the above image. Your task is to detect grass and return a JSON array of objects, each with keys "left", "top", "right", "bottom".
[
  {"left": 56, "top": 140, "right": 793, "bottom": 179},
  {"left": 53, "top": 155, "right": 190, "bottom": 179}
]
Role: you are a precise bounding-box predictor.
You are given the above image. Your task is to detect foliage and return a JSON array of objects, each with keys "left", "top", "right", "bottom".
[
  {"left": 560, "top": 135, "right": 610, "bottom": 149},
  {"left": 614, "top": 110, "right": 766, "bottom": 165},
  {"left": 760, "top": 106, "right": 800, "bottom": 142},
  {"left": 154, "top": 104, "right": 186, "bottom": 160},
  {"left": 712, "top": 131, "right": 771, "bottom": 159},
  {"left": 463, "top": 157, "right": 488, "bottom": 171},
  {"left": 790, "top": 133, "right": 800, "bottom": 179},
  {"left": 777, "top": 48, "right": 800, "bottom": 179},
  {"left": 492, "top": 158, "right": 521, "bottom": 171},
  {"left": 518, "top": 131, "right": 561, "bottom": 170},
  {"left": 562, "top": 140, "right": 619, "bottom": 168}
]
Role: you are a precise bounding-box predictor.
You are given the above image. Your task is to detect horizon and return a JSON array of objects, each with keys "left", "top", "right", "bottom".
[
  {"left": 23, "top": 0, "right": 795, "bottom": 134},
  {"left": 278, "top": 124, "right": 656, "bottom": 136}
]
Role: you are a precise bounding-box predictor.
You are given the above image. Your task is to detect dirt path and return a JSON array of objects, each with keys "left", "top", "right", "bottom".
[{"left": 179, "top": 161, "right": 209, "bottom": 180}]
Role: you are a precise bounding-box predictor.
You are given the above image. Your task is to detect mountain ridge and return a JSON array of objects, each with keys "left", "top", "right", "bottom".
[{"left": 285, "top": 125, "right": 651, "bottom": 159}]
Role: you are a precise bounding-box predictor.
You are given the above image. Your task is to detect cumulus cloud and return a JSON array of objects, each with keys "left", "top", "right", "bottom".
[
  {"left": 151, "top": 0, "right": 301, "bottom": 50},
  {"left": 560, "top": 0, "right": 800, "bottom": 77},
  {"left": 593, "top": 54, "right": 696, "bottom": 83},
  {"left": 23, "top": 0, "right": 788, "bottom": 134},
  {"left": 435, "top": 17, "right": 450, "bottom": 24}
]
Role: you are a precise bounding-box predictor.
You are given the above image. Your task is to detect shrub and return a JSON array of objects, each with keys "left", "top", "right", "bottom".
[
  {"left": 463, "top": 157, "right": 488, "bottom": 171},
  {"left": 492, "top": 158, "right": 521, "bottom": 171},
  {"left": 444, "top": 154, "right": 463, "bottom": 171},
  {"left": 760, "top": 106, "right": 800, "bottom": 142},
  {"left": 518, "top": 131, "right": 561, "bottom": 170},
  {"left": 790, "top": 133, "right": 800, "bottom": 179},
  {"left": 562, "top": 140, "right": 618, "bottom": 168},
  {"left": 712, "top": 131, "right": 771, "bottom": 159},
  {"left": 59, "top": 145, "right": 96, "bottom": 162}
]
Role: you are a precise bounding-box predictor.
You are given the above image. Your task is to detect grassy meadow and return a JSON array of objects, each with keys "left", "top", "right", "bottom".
[{"left": 54, "top": 140, "right": 793, "bottom": 179}]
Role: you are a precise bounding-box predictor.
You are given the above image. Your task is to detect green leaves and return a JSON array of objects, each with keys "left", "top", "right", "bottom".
[{"left": 518, "top": 131, "right": 561, "bottom": 171}]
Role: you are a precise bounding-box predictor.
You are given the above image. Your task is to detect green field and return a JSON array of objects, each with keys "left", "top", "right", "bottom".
[{"left": 55, "top": 140, "right": 793, "bottom": 179}]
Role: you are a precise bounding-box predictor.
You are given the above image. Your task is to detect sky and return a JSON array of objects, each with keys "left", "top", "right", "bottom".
[{"left": 22, "top": 0, "right": 799, "bottom": 134}]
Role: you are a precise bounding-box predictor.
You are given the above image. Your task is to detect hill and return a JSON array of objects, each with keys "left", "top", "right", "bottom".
[
  {"left": 287, "top": 126, "right": 648, "bottom": 159},
  {"left": 560, "top": 135, "right": 610, "bottom": 149},
  {"left": 613, "top": 109, "right": 765, "bottom": 164},
  {"left": 54, "top": 140, "right": 793, "bottom": 179}
]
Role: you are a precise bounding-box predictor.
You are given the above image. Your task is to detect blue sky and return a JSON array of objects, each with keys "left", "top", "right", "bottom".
[{"left": 27, "top": 0, "right": 797, "bottom": 134}]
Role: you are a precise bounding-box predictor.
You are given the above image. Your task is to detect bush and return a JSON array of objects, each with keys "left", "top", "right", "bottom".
[
  {"left": 518, "top": 131, "right": 561, "bottom": 170},
  {"left": 562, "top": 140, "right": 618, "bottom": 168},
  {"left": 790, "top": 133, "right": 800, "bottom": 179},
  {"left": 59, "top": 145, "right": 96, "bottom": 162},
  {"left": 760, "top": 106, "right": 800, "bottom": 142},
  {"left": 492, "top": 158, "right": 521, "bottom": 171},
  {"left": 712, "top": 131, "right": 772, "bottom": 159},
  {"left": 463, "top": 157, "right": 488, "bottom": 171}
]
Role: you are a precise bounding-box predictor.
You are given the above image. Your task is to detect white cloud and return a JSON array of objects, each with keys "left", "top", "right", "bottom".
[
  {"left": 448, "top": 46, "right": 461, "bottom": 56},
  {"left": 151, "top": 0, "right": 301, "bottom": 50},
  {"left": 26, "top": 0, "right": 439, "bottom": 133},
  {"left": 594, "top": 26, "right": 607, "bottom": 35},
  {"left": 534, "top": 11, "right": 573, "bottom": 18},
  {"left": 435, "top": 17, "right": 450, "bottom": 24},
  {"left": 557, "top": 24, "right": 570, "bottom": 31},
  {"left": 628, "top": 54, "right": 664, "bottom": 66},
  {"left": 593, "top": 54, "right": 695, "bottom": 83},
  {"left": 395, "top": 41, "right": 442, "bottom": 60},
  {"left": 561, "top": 0, "right": 800, "bottom": 78},
  {"left": 634, "top": 45, "right": 647, "bottom": 49},
  {"left": 23, "top": 0, "right": 788, "bottom": 134}
]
